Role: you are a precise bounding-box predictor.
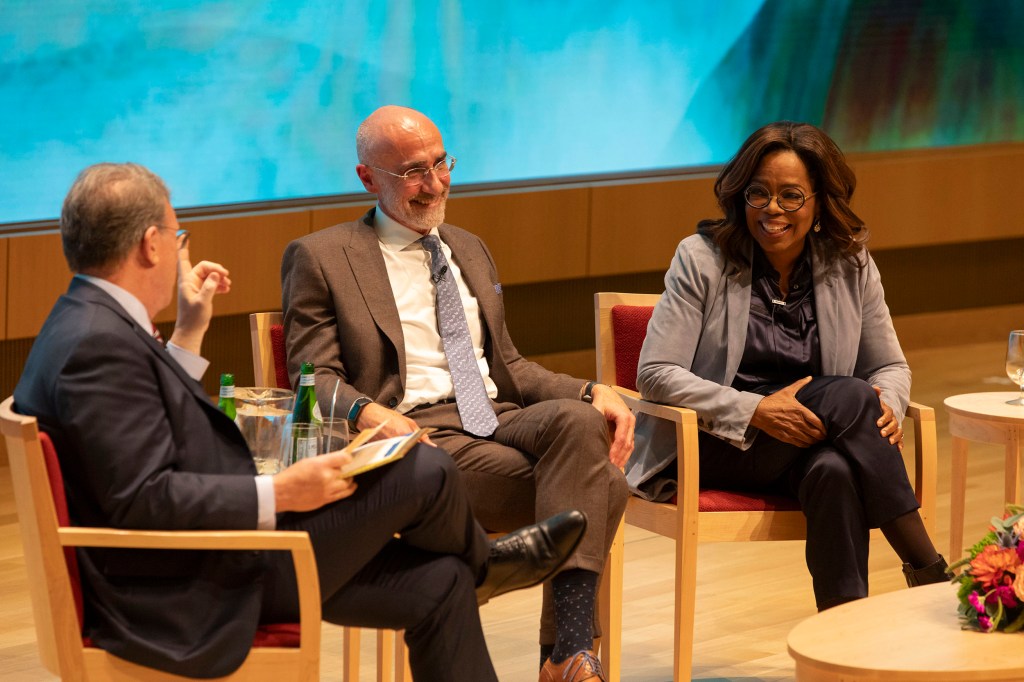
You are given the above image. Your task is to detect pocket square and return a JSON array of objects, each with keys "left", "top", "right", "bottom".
[{"left": 494, "top": 283, "right": 502, "bottom": 294}]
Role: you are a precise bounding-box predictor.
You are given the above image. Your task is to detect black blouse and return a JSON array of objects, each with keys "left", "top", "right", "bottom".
[{"left": 731, "top": 246, "right": 821, "bottom": 395}]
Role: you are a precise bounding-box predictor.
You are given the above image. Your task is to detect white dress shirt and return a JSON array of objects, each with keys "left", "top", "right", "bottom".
[
  {"left": 373, "top": 207, "right": 499, "bottom": 413},
  {"left": 75, "top": 274, "right": 276, "bottom": 529}
]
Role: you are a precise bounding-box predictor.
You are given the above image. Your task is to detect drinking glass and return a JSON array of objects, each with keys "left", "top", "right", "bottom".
[
  {"left": 320, "top": 418, "right": 350, "bottom": 454},
  {"left": 234, "top": 387, "right": 294, "bottom": 474},
  {"left": 1006, "top": 330, "right": 1024, "bottom": 405},
  {"left": 283, "top": 422, "right": 323, "bottom": 467}
]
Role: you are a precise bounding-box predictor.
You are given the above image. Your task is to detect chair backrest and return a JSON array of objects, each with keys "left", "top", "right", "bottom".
[
  {"left": 1, "top": 396, "right": 86, "bottom": 677},
  {"left": 594, "top": 292, "right": 661, "bottom": 390},
  {"left": 250, "top": 312, "right": 291, "bottom": 389}
]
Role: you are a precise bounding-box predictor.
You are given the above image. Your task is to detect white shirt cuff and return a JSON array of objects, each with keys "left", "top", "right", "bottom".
[
  {"left": 165, "top": 341, "right": 210, "bottom": 382},
  {"left": 255, "top": 475, "right": 277, "bottom": 530}
]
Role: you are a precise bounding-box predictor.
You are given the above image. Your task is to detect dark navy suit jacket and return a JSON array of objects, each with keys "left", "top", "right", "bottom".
[{"left": 15, "top": 278, "right": 265, "bottom": 678}]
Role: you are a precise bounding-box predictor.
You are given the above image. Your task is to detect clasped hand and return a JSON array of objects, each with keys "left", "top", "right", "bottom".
[
  {"left": 750, "top": 376, "right": 904, "bottom": 450},
  {"left": 750, "top": 377, "right": 825, "bottom": 447}
]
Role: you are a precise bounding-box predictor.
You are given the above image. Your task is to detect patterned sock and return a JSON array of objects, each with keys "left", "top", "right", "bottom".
[
  {"left": 540, "top": 643, "right": 554, "bottom": 670},
  {"left": 551, "top": 568, "right": 598, "bottom": 663}
]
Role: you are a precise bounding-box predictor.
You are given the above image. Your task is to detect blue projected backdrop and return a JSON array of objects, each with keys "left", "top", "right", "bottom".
[{"left": 1, "top": 0, "right": 1021, "bottom": 224}]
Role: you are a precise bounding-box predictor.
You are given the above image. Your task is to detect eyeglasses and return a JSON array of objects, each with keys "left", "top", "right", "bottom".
[
  {"left": 176, "top": 228, "right": 190, "bottom": 250},
  {"left": 370, "top": 156, "right": 456, "bottom": 184},
  {"left": 744, "top": 184, "right": 816, "bottom": 212}
]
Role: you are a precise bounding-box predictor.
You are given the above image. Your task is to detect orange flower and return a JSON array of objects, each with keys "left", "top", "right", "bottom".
[
  {"left": 970, "top": 545, "right": 1020, "bottom": 588},
  {"left": 1014, "top": 570, "right": 1024, "bottom": 602}
]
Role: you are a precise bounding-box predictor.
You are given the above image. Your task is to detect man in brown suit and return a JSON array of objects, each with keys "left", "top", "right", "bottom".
[{"left": 281, "top": 105, "right": 633, "bottom": 681}]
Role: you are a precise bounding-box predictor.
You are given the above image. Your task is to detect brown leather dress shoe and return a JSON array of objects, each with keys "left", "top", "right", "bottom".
[{"left": 539, "top": 650, "right": 605, "bottom": 682}]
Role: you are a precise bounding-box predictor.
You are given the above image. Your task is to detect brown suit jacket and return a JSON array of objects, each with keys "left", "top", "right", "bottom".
[{"left": 281, "top": 208, "right": 584, "bottom": 418}]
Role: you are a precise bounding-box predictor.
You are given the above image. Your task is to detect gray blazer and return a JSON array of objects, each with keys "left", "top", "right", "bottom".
[{"left": 626, "top": 232, "right": 910, "bottom": 494}]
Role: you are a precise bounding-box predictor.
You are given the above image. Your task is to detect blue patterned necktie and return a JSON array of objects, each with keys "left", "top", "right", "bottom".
[{"left": 420, "top": 235, "right": 499, "bottom": 437}]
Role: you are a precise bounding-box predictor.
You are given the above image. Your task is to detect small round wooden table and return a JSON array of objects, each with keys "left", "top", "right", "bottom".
[
  {"left": 787, "top": 584, "right": 1024, "bottom": 681},
  {"left": 944, "top": 392, "right": 1024, "bottom": 559}
]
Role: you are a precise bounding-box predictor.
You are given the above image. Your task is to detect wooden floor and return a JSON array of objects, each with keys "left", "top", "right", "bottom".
[{"left": 0, "top": 340, "right": 1018, "bottom": 681}]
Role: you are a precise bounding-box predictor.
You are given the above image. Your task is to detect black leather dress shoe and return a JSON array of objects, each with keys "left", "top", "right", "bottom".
[{"left": 476, "top": 510, "right": 587, "bottom": 605}]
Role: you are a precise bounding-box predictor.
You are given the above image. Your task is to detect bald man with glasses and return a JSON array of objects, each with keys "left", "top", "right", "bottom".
[{"left": 281, "top": 105, "right": 633, "bottom": 682}]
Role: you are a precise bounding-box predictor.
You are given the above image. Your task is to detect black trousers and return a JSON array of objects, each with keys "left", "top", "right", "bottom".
[
  {"left": 698, "top": 376, "right": 920, "bottom": 607},
  {"left": 261, "top": 444, "right": 497, "bottom": 681}
]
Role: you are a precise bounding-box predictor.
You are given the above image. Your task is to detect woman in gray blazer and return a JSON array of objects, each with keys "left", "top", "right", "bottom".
[{"left": 627, "top": 121, "right": 946, "bottom": 610}]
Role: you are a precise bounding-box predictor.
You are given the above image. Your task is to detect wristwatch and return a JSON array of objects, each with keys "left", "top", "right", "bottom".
[
  {"left": 581, "top": 381, "right": 597, "bottom": 404},
  {"left": 347, "top": 396, "right": 373, "bottom": 430}
]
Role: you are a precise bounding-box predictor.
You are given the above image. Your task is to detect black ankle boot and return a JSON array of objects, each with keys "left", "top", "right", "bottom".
[{"left": 902, "top": 555, "right": 949, "bottom": 587}]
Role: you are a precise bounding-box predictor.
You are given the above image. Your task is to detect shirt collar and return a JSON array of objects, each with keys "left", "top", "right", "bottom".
[
  {"left": 373, "top": 204, "right": 439, "bottom": 251},
  {"left": 75, "top": 274, "right": 153, "bottom": 333}
]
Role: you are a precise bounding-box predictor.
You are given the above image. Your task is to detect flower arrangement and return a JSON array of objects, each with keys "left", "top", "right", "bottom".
[{"left": 950, "top": 504, "right": 1024, "bottom": 632}]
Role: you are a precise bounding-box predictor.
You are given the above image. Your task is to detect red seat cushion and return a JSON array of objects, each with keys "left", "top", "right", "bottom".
[
  {"left": 252, "top": 623, "right": 302, "bottom": 648},
  {"left": 610, "top": 305, "right": 654, "bottom": 392},
  {"left": 269, "top": 324, "right": 291, "bottom": 389},
  {"left": 695, "top": 489, "right": 801, "bottom": 511}
]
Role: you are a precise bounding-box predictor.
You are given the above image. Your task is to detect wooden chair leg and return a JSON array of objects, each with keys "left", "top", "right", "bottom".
[
  {"left": 377, "top": 629, "right": 395, "bottom": 682},
  {"left": 394, "top": 632, "right": 411, "bottom": 682},
  {"left": 674, "top": 527, "right": 698, "bottom": 682},
  {"left": 949, "top": 437, "right": 969, "bottom": 560},
  {"left": 343, "top": 627, "right": 361, "bottom": 682},
  {"left": 598, "top": 517, "right": 625, "bottom": 681}
]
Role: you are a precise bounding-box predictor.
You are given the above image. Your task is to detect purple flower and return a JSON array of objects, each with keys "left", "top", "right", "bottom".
[
  {"left": 986, "top": 585, "right": 1020, "bottom": 608},
  {"left": 969, "top": 591, "right": 987, "bottom": 613},
  {"left": 978, "top": 615, "right": 993, "bottom": 632}
]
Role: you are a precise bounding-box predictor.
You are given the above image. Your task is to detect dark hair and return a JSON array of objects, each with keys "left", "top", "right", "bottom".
[
  {"left": 698, "top": 121, "right": 867, "bottom": 269},
  {"left": 61, "top": 163, "right": 170, "bottom": 273}
]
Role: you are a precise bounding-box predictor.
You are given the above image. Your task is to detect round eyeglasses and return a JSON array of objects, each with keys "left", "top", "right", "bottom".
[
  {"left": 744, "top": 184, "right": 815, "bottom": 212},
  {"left": 371, "top": 156, "right": 457, "bottom": 184}
]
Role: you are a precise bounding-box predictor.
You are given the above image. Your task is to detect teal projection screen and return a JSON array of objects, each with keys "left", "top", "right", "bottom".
[{"left": 1, "top": 0, "right": 1022, "bottom": 226}]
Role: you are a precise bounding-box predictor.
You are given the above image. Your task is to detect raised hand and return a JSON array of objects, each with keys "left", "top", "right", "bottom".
[{"left": 169, "top": 237, "right": 231, "bottom": 354}]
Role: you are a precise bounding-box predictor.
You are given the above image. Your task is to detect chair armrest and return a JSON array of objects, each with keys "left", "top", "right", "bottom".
[
  {"left": 59, "top": 527, "right": 310, "bottom": 551},
  {"left": 610, "top": 386, "right": 702, "bottom": 516},
  {"left": 610, "top": 387, "right": 699, "bottom": 426},
  {"left": 59, "top": 528, "right": 321, "bottom": 646}
]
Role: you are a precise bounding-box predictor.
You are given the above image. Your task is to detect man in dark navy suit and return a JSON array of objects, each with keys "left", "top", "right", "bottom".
[{"left": 14, "top": 162, "right": 585, "bottom": 679}]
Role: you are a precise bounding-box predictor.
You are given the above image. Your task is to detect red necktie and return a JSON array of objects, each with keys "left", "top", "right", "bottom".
[{"left": 151, "top": 324, "right": 165, "bottom": 345}]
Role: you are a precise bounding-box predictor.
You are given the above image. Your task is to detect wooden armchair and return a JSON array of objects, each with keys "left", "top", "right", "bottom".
[
  {"left": 250, "top": 312, "right": 412, "bottom": 682},
  {"left": 594, "top": 292, "right": 937, "bottom": 682},
  {"left": 1, "top": 396, "right": 321, "bottom": 681}
]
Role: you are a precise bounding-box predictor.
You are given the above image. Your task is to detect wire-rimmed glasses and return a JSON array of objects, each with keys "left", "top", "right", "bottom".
[
  {"left": 744, "top": 184, "right": 816, "bottom": 212},
  {"left": 370, "top": 156, "right": 457, "bottom": 184}
]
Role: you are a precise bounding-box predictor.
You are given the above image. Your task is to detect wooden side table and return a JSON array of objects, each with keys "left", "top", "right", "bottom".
[
  {"left": 787, "top": 584, "right": 1024, "bottom": 681},
  {"left": 944, "top": 392, "right": 1024, "bottom": 560}
]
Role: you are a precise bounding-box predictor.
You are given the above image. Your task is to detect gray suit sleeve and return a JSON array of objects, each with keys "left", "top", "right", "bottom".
[{"left": 636, "top": 238, "right": 762, "bottom": 447}]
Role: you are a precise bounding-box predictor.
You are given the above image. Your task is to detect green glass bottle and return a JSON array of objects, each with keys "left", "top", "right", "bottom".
[
  {"left": 290, "top": 362, "right": 322, "bottom": 463},
  {"left": 218, "top": 373, "right": 237, "bottom": 420}
]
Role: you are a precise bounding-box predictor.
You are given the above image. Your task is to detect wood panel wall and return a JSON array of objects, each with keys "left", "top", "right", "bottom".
[{"left": 4, "top": 142, "right": 1022, "bottom": 342}]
